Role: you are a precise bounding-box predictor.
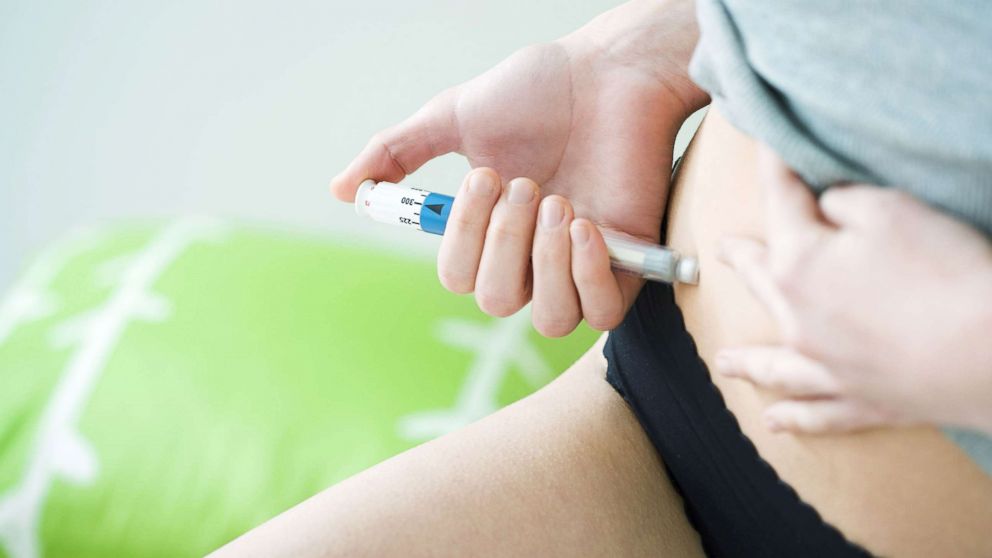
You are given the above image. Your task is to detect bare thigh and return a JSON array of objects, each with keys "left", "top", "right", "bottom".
[{"left": 210, "top": 335, "right": 704, "bottom": 557}]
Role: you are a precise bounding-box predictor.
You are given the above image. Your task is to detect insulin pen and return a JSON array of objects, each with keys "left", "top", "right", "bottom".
[{"left": 354, "top": 180, "right": 699, "bottom": 285}]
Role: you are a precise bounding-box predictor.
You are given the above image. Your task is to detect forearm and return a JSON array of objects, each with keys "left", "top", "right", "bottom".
[{"left": 557, "top": 0, "right": 709, "bottom": 119}]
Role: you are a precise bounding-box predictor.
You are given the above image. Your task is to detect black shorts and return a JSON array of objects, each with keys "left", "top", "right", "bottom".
[{"left": 604, "top": 281, "right": 872, "bottom": 557}]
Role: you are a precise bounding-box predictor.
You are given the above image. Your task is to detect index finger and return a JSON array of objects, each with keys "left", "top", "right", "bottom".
[{"left": 329, "top": 88, "right": 461, "bottom": 202}]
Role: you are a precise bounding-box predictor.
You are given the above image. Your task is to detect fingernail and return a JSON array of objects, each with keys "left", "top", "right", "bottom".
[
  {"left": 540, "top": 198, "right": 565, "bottom": 229},
  {"left": 570, "top": 220, "right": 590, "bottom": 246},
  {"left": 508, "top": 178, "right": 536, "bottom": 205},
  {"left": 468, "top": 170, "right": 495, "bottom": 197}
]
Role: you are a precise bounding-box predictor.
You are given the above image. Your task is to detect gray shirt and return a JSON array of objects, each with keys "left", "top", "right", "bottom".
[{"left": 690, "top": 0, "right": 992, "bottom": 475}]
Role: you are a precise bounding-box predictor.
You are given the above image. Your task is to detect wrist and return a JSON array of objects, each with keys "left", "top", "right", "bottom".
[{"left": 557, "top": 0, "right": 709, "bottom": 120}]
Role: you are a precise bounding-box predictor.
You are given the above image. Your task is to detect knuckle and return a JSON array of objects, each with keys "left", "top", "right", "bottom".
[
  {"left": 572, "top": 257, "right": 611, "bottom": 285},
  {"left": 510, "top": 176, "right": 539, "bottom": 189},
  {"left": 883, "top": 191, "right": 924, "bottom": 226},
  {"left": 585, "top": 310, "right": 624, "bottom": 331},
  {"left": 815, "top": 412, "right": 848, "bottom": 433},
  {"left": 531, "top": 240, "right": 568, "bottom": 267},
  {"left": 475, "top": 290, "right": 525, "bottom": 317},
  {"left": 873, "top": 206, "right": 898, "bottom": 229},
  {"left": 748, "top": 355, "right": 776, "bottom": 384},
  {"left": 768, "top": 254, "right": 810, "bottom": 299},
  {"left": 824, "top": 184, "right": 871, "bottom": 205},
  {"left": 769, "top": 263, "right": 800, "bottom": 295},
  {"left": 542, "top": 193, "right": 571, "bottom": 209},
  {"left": 367, "top": 131, "right": 394, "bottom": 155},
  {"left": 448, "top": 213, "right": 487, "bottom": 235},
  {"left": 437, "top": 267, "right": 475, "bottom": 294},
  {"left": 488, "top": 221, "right": 530, "bottom": 243},
  {"left": 367, "top": 131, "right": 387, "bottom": 147},
  {"left": 865, "top": 189, "right": 907, "bottom": 224},
  {"left": 883, "top": 188, "right": 913, "bottom": 205},
  {"left": 784, "top": 326, "right": 811, "bottom": 352},
  {"left": 570, "top": 261, "right": 596, "bottom": 283},
  {"left": 795, "top": 410, "right": 828, "bottom": 433},
  {"left": 828, "top": 372, "right": 850, "bottom": 395},
  {"left": 788, "top": 412, "right": 814, "bottom": 432},
  {"left": 763, "top": 367, "right": 790, "bottom": 391},
  {"left": 532, "top": 314, "right": 580, "bottom": 338},
  {"left": 818, "top": 187, "right": 843, "bottom": 207},
  {"left": 823, "top": 412, "right": 848, "bottom": 430},
  {"left": 779, "top": 316, "right": 812, "bottom": 352}
]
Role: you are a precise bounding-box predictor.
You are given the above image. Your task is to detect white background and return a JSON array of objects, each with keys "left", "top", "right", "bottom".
[{"left": 0, "top": 0, "right": 700, "bottom": 289}]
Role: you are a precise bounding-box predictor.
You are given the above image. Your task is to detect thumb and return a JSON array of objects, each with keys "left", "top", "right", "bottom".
[{"left": 329, "top": 87, "right": 461, "bottom": 202}]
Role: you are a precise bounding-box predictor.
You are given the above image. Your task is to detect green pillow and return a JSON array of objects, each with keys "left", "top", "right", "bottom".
[{"left": 0, "top": 219, "right": 597, "bottom": 557}]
